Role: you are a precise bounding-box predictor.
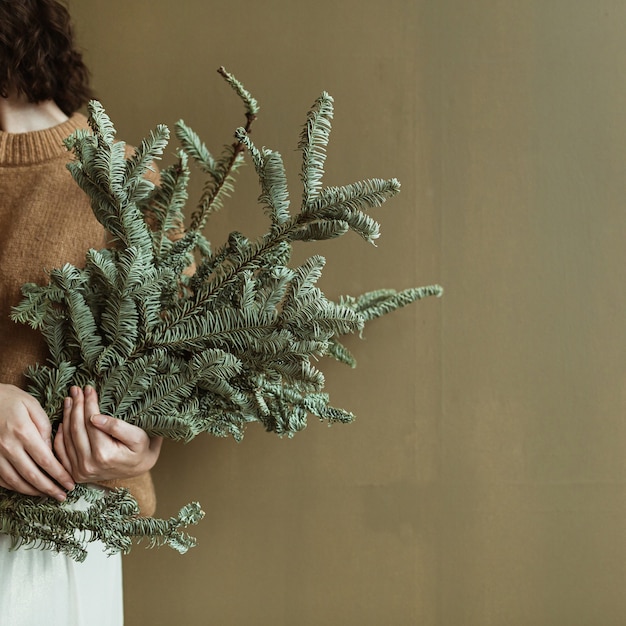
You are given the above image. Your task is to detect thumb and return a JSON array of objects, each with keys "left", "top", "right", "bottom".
[{"left": 90, "top": 414, "right": 146, "bottom": 450}]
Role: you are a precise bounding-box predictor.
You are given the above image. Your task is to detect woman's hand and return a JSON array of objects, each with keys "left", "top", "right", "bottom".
[
  {"left": 54, "top": 385, "right": 162, "bottom": 483},
  {"left": 0, "top": 383, "right": 75, "bottom": 501}
]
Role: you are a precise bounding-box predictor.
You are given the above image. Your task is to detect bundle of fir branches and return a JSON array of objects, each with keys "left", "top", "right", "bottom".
[{"left": 0, "top": 69, "right": 442, "bottom": 561}]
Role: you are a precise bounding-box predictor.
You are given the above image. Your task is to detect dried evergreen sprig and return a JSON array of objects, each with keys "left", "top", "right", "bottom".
[
  {"left": 5, "top": 68, "right": 442, "bottom": 559},
  {"left": 180, "top": 66, "right": 258, "bottom": 233},
  {"left": 0, "top": 484, "right": 204, "bottom": 562}
]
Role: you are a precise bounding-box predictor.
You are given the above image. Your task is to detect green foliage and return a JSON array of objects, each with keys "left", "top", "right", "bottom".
[
  {"left": 3, "top": 68, "right": 442, "bottom": 560},
  {"left": 0, "top": 484, "right": 203, "bottom": 562}
]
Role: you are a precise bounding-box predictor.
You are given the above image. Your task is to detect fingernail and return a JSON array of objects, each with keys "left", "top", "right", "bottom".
[
  {"left": 70, "top": 386, "right": 78, "bottom": 397},
  {"left": 91, "top": 414, "right": 108, "bottom": 426},
  {"left": 64, "top": 482, "right": 75, "bottom": 491},
  {"left": 64, "top": 397, "right": 71, "bottom": 410},
  {"left": 84, "top": 384, "right": 93, "bottom": 394},
  {"left": 56, "top": 492, "right": 67, "bottom": 502}
]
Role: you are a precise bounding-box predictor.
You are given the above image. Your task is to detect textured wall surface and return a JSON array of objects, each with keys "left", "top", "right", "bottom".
[{"left": 70, "top": 1, "right": 626, "bottom": 624}]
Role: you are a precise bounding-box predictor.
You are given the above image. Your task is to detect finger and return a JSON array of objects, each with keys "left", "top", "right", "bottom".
[
  {"left": 61, "top": 395, "right": 80, "bottom": 473},
  {"left": 53, "top": 423, "right": 73, "bottom": 475},
  {"left": 83, "top": 385, "right": 100, "bottom": 416},
  {"left": 83, "top": 385, "right": 108, "bottom": 449},
  {"left": 24, "top": 431, "right": 75, "bottom": 493},
  {"left": 22, "top": 395, "right": 53, "bottom": 447},
  {"left": 0, "top": 458, "right": 44, "bottom": 497},
  {"left": 89, "top": 414, "right": 148, "bottom": 451},
  {"left": 67, "top": 386, "right": 91, "bottom": 458},
  {"left": 6, "top": 450, "right": 68, "bottom": 501}
]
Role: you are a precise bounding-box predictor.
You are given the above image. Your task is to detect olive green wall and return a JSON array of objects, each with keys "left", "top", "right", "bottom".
[{"left": 70, "top": 1, "right": 626, "bottom": 624}]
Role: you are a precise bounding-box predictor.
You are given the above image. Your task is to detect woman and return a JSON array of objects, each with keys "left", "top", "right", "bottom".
[{"left": 0, "top": 1, "right": 162, "bottom": 623}]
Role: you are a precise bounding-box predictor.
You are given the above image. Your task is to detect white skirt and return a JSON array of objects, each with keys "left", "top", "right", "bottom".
[{"left": 0, "top": 491, "right": 124, "bottom": 626}]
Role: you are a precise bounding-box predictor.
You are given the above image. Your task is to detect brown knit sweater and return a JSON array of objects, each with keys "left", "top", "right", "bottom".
[{"left": 0, "top": 113, "right": 156, "bottom": 515}]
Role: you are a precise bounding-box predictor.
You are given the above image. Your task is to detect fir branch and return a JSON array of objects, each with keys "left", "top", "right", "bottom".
[
  {"left": 148, "top": 151, "right": 190, "bottom": 244},
  {"left": 340, "top": 284, "right": 444, "bottom": 322},
  {"left": 299, "top": 92, "right": 334, "bottom": 208},
  {"left": 325, "top": 337, "right": 357, "bottom": 368},
  {"left": 5, "top": 69, "right": 442, "bottom": 561},
  {"left": 217, "top": 66, "right": 260, "bottom": 117},
  {"left": 123, "top": 124, "right": 169, "bottom": 204},
  {"left": 181, "top": 67, "right": 258, "bottom": 231},
  {"left": 0, "top": 485, "right": 203, "bottom": 561},
  {"left": 49, "top": 264, "right": 104, "bottom": 370},
  {"left": 175, "top": 123, "right": 216, "bottom": 175},
  {"left": 236, "top": 133, "right": 291, "bottom": 227}
]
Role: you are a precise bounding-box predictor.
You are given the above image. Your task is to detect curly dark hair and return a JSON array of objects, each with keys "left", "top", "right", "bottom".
[{"left": 0, "top": 0, "right": 94, "bottom": 115}]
